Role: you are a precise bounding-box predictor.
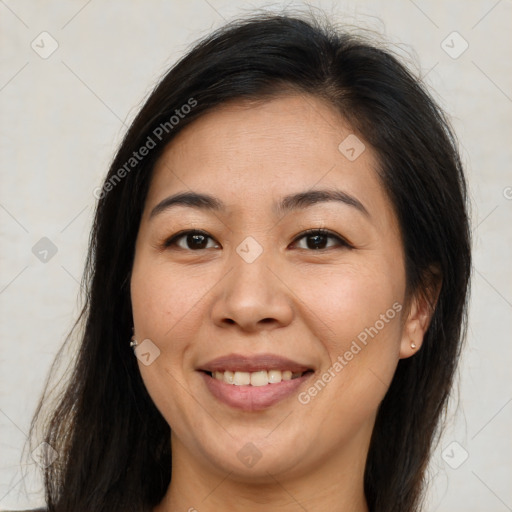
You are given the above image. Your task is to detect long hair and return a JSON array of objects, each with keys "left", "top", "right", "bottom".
[{"left": 29, "top": 11, "right": 471, "bottom": 512}]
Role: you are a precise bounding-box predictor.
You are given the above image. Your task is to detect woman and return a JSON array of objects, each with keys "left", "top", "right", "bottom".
[{"left": 22, "top": 11, "right": 471, "bottom": 512}]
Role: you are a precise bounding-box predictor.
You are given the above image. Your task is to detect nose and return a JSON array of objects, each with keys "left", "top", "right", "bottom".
[{"left": 210, "top": 237, "right": 294, "bottom": 333}]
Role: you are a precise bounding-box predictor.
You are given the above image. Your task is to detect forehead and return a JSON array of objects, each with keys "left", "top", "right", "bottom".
[{"left": 144, "top": 94, "right": 393, "bottom": 227}]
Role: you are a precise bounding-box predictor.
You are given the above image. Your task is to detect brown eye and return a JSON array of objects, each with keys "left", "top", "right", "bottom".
[
  {"left": 164, "top": 230, "right": 219, "bottom": 250},
  {"left": 292, "top": 229, "right": 351, "bottom": 251},
  {"left": 162, "top": 228, "right": 351, "bottom": 252}
]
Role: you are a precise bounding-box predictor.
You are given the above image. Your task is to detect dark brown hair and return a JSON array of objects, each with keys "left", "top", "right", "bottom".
[{"left": 29, "top": 11, "right": 471, "bottom": 512}]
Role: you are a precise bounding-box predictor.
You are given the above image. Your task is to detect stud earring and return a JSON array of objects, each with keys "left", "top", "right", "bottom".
[
  {"left": 130, "top": 327, "right": 138, "bottom": 348},
  {"left": 411, "top": 342, "right": 417, "bottom": 349}
]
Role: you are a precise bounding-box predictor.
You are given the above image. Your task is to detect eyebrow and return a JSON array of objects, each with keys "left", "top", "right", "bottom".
[{"left": 149, "top": 188, "right": 370, "bottom": 220}]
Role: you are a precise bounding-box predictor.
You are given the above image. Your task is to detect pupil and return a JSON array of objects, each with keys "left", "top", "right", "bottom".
[
  {"left": 189, "top": 234, "right": 207, "bottom": 249},
  {"left": 308, "top": 234, "right": 325, "bottom": 250}
]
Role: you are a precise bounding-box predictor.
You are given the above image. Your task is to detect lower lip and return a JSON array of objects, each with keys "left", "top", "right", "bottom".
[{"left": 200, "top": 371, "right": 313, "bottom": 411}]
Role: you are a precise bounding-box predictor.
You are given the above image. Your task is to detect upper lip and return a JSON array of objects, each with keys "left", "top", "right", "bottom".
[{"left": 198, "top": 353, "right": 313, "bottom": 373}]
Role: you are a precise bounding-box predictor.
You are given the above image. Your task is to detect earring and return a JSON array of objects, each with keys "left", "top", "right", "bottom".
[
  {"left": 130, "top": 327, "right": 138, "bottom": 349},
  {"left": 411, "top": 342, "right": 417, "bottom": 349}
]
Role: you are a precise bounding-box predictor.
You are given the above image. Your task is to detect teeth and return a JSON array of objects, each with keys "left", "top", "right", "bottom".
[
  {"left": 211, "top": 369, "right": 306, "bottom": 386},
  {"left": 233, "top": 371, "right": 251, "bottom": 385},
  {"left": 250, "top": 371, "right": 268, "bottom": 387},
  {"left": 268, "top": 370, "right": 282, "bottom": 383}
]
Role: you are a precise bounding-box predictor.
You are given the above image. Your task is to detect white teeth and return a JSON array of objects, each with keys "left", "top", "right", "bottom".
[
  {"left": 223, "top": 370, "right": 234, "bottom": 384},
  {"left": 211, "top": 369, "right": 306, "bottom": 386},
  {"left": 267, "top": 370, "right": 282, "bottom": 383},
  {"left": 250, "top": 371, "right": 268, "bottom": 387},
  {"left": 233, "top": 371, "right": 251, "bottom": 385}
]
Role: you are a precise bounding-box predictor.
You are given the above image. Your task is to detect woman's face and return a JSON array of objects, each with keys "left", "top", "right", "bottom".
[{"left": 130, "top": 94, "right": 424, "bottom": 483}]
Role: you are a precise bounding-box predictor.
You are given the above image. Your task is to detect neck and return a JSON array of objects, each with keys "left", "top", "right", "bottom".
[{"left": 154, "top": 433, "right": 370, "bottom": 512}]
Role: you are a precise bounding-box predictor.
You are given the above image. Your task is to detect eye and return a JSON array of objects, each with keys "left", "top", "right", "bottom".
[
  {"left": 161, "top": 228, "right": 351, "bottom": 252},
  {"left": 291, "top": 228, "right": 351, "bottom": 251},
  {"left": 163, "top": 230, "right": 219, "bottom": 251}
]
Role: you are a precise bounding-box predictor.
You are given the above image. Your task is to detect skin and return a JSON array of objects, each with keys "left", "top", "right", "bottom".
[{"left": 130, "top": 94, "right": 437, "bottom": 512}]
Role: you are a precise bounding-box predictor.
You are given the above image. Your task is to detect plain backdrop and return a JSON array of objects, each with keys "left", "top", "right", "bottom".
[{"left": 1, "top": 0, "right": 511, "bottom": 510}]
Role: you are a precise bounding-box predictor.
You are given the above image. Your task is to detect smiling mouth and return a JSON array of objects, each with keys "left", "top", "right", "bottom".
[{"left": 202, "top": 369, "right": 314, "bottom": 386}]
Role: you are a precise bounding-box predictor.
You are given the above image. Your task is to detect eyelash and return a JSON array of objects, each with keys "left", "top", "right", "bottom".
[{"left": 161, "top": 228, "right": 352, "bottom": 252}]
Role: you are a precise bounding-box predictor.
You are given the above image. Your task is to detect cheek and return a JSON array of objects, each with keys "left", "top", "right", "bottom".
[
  {"left": 130, "top": 259, "right": 190, "bottom": 377},
  {"left": 298, "top": 262, "right": 403, "bottom": 346},
  {"left": 130, "top": 261, "right": 201, "bottom": 430},
  {"left": 295, "top": 263, "right": 404, "bottom": 406},
  {"left": 130, "top": 257, "right": 210, "bottom": 343}
]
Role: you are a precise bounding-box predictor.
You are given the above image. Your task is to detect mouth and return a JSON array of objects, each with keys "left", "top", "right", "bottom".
[
  {"left": 197, "top": 353, "right": 315, "bottom": 411},
  {"left": 202, "top": 369, "right": 314, "bottom": 386}
]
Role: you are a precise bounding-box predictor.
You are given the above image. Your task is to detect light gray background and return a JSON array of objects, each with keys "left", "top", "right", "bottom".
[{"left": 1, "top": 0, "right": 511, "bottom": 510}]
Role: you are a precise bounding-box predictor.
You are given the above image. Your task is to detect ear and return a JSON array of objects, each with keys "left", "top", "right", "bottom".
[{"left": 399, "top": 265, "right": 442, "bottom": 359}]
